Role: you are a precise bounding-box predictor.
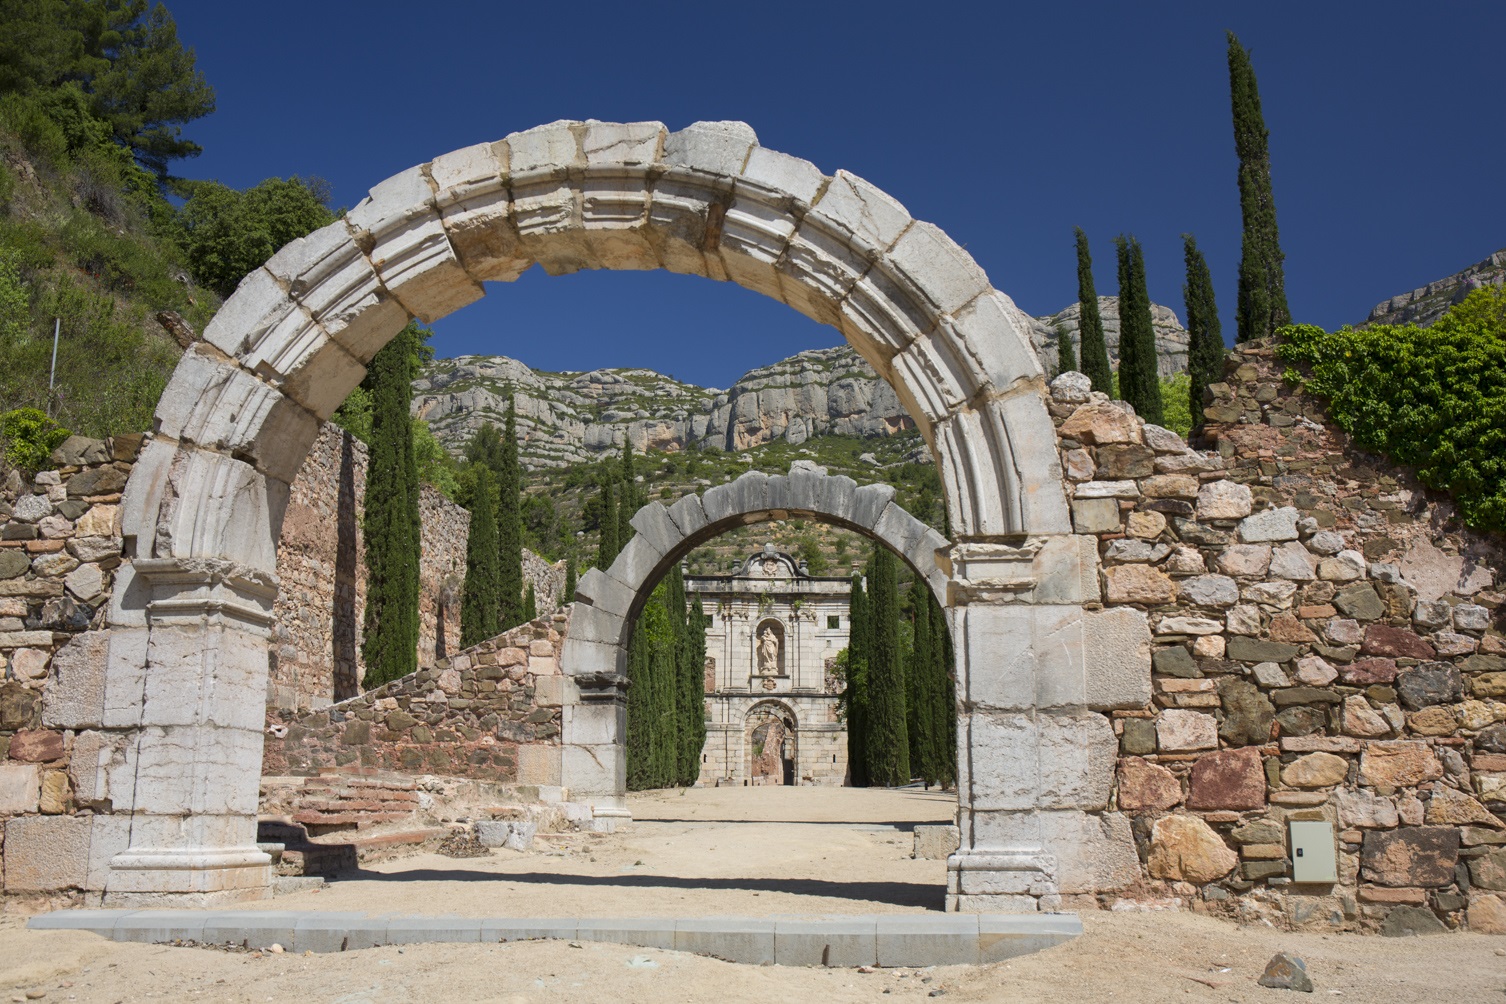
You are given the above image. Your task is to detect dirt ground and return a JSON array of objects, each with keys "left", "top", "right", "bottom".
[{"left": 2, "top": 787, "right": 1504, "bottom": 1003}]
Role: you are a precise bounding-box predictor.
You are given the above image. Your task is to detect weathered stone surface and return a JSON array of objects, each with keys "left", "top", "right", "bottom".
[
  {"left": 1103, "top": 564, "right": 1174, "bottom": 604},
  {"left": 1217, "top": 676, "right": 1275, "bottom": 746},
  {"left": 1283, "top": 752, "right": 1349, "bottom": 788},
  {"left": 1342, "top": 696, "right": 1393, "bottom": 738},
  {"left": 1337, "top": 787, "right": 1400, "bottom": 829},
  {"left": 1215, "top": 545, "right": 1272, "bottom": 578},
  {"left": 1426, "top": 785, "right": 1503, "bottom": 828},
  {"left": 1116, "top": 757, "right": 1183, "bottom": 812},
  {"left": 1342, "top": 658, "right": 1398, "bottom": 685},
  {"left": 1407, "top": 705, "right": 1458, "bottom": 736},
  {"left": 1095, "top": 445, "right": 1154, "bottom": 479},
  {"left": 1120, "top": 718, "right": 1157, "bottom": 755},
  {"left": 1126, "top": 510, "right": 1166, "bottom": 539},
  {"left": 1396, "top": 663, "right": 1463, "bottom": 710},
  {"left": 1359, "top": 742, "right": 1443, "bottom": 787},
  {"left": 1361, "top": 827, "right": 1460, "bottom": 887},
  {"left": 1146, "top": 814, "right": 1239, "bottom": 884},
  {"left": 8, "top": 729, "right": 63, "bottom": 762},
  {"left": 1238, "top": 507, "right": 1300, "bottom": 543},
  {"left": 1196, "top": 481, "right": 1253, "bottom": 520},
  {"left": 1292, "top": 654, "right": 1336, "bottom": 685},
  {"left": 1059, "top": 402, "right": 1142, "bottom": 445},
  {"left": 0, "top": 813, "right": 89, "bottom": 890},
  {"left": 1227, "top": 636, "right": 1301, "bottom": 664},
  {"left": 1257, "top": 952, "right": 1313, "bottom": 992},
  {"left": 1178, "top": 574, "right": 1239, "bottom": 609},
  {"left": 1186, "top": 747, "right": 1266, "bottom": 810},
  {"left": 1268, "top": 541, "right": 1317, "bottom": 581},
  {"left": 1140, "top": 475, "right": 1199, "bottom": 499},
  {"left": 1468, "top": 893, "right": 1506, "bottom": 934},
  {"left": 0, "top": 763, "right": 40, "bottom": 813},
  {"left": 1072, "top": 497, "right": 1121, "bottom": 534},
  {"left": 1156, "top": 709, "right": 1218, "bottom": 752},
  {"left": 1153, "top": 645, "right": 1198, "bottom": 678},
  {"left": 65, "top": 465, "right": 127, "bottom": 497},
  {"left": 1379, "top": 906, "right": 1448, "bottom": 937},
  {"left": 1362, "top": 624, "right": 1435, "bottom": 660},
  {"left": 1333, "top": 583, "right": 1385, "bottom": 622}
]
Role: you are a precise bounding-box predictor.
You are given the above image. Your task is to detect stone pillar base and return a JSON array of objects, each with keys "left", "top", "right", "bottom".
[
  {"left": 946, "top": 850, "right": 1058, "bottom": 913},
  {"left": 104, "top": 846, "right": 273, "bottom": 906}
]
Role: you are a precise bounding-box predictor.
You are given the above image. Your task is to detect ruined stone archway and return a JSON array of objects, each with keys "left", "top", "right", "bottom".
[{"left": 85, "top": 119, "right": 1147, "bottom": 910}]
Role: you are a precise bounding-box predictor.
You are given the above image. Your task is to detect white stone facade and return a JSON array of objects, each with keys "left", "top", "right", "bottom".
[{"left": 688, "top": 546, "right": 849, "bottom": 787}]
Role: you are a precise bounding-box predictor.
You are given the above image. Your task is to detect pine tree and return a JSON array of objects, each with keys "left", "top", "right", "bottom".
[
  {"left": 1074, "top": 228, "right": 1113, "bottom": 394},
  {"left": 522, "top": 582, "right": 537, "bottom": 622},
  {"left": 1115, "top": 235, "right": 1164, "bottom": 424},
  {"left": 361, "top": 325, "right": 423, "bottom": 687},
  {"left": 562, "top": 557, "right": 577, "bottom": 604},
  {"left": 864, "top": 544, "right": 910, "bottom": 786},
  {"left": 1182, "top": 233, "right": 1225, "bottom": 432},
  {"left": 1055, "top": 323, "right": 1077, "bottom": 377},
  {"left": 681, "top": 596, "right": 708, "bottom": 786},
  {"left": 498, "top": 398, "right": 524, "bottom": 630},
  {"left": 1228, "top": 31, "right": 1290, "bottom": 343},
  {"left": 596, "top": 477, "right": 619, "bottom": 568},
  {"left": 459, "top": 464, "right": 501, "bottom": 649},
  {"left": 844, "top": 573, "right": 870, "bottom": 787}
]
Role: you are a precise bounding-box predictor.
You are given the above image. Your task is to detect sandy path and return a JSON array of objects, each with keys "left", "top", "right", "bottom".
[{"left": 2, "top": 787, "right": 1503, "bottom": 1002}]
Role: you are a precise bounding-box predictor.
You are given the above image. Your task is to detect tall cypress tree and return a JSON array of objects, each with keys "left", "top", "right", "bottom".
[
  {"left": 459, "top": 464, "right": 501, "bottom": 649},
  {"left": 1115, "top": 235, "right": 1164, "bottom": 424},
  {"left": 498, "top": 398, "right": 524, "bottom": 630},
  {"left": 1182, "top": 233, "right": 1225, "bottom": 432},
  {"left": 930, "top": 593, "right": 957, "bottom": 788},
  {"left": 864, "top": 544, "right": 910, "bottom": 787},
  {"left": 562, "top": 557, "right": 577, "bottom": 604},
  {"left": 1228, "top": 31, "right": 1290, "bottom": 343},
  {"left": 907, "top": 580, "right": 935, "bottom": 786},
  {"left": 845, "top": 573, "right": 870, "bottom": 787},
  {"left": 361, "top": 324, "right": 423, "bottom": 687},
  {"left": 1074, "top": 228, "right": 1113, "bottom": 394},
  {"left": 681, "top": 596, "right": 708, "bottom": 786},
  {"left": 522, "top": 582, "right": 537, "bottom": 622},
  {"left": 625, "top": 602, "right": 654, "bottom": 790},
  {"left": 596, "top": 477, "right": 619, "bottom": 568},
  {"left": 616, "top": 438, "right": 637, "bottom": 552}
]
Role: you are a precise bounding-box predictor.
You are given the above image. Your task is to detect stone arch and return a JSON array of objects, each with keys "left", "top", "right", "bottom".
[
  {"left": 88, "top": 119, "right": 1144, "bottom": 911},
  {"left": 743, "top": 698, "right": 799, "bottom": 786}
]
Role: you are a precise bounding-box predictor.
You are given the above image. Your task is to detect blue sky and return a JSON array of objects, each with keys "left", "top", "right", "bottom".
[{"left": 167, "top": 1, "right": 1505, "bottom": 388}]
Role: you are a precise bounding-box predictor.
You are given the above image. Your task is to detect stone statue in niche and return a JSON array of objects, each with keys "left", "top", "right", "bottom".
[{"left": 756, "top": 624, "right": 781, "bottom": 676}]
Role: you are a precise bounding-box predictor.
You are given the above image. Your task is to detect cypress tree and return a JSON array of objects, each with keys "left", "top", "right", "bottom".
[
  {"left": 681, "top": 596, "right": 708, "bottom": 786},
  {"left": 459, "top": 464, "right": 501, "bottom": 649},
  {"left": 1074, "top": 228, "right": 1113, "bottom": 394},
  {"left": 864, "top": 544, "right": 910, "bottom": 786},
  {"left": 1055, "top": 323, "right": 1077, "bottom": 377},
  {"left": 361, "top": 325, "right": 423, "bottom": 687},
  {"left": 596, "top": 477, "right": 619, "bottom": 568},
  {"left": 616, "top": 438, "right": 637, "bottom": 552},
  {"left": 1115, "top": 235, "right": 1164, "bottom": 424},
  {"left": 1182, "top": 233, "right": 1225, "bottom": 432},
  {"left": 562, "top": 557, "right": 577, "bottom": 604},
  {"left": 907, "top": 579, "right": 936, "bottom": 786},
  {"left": 1228, "top": 31, "right": 1290, "bottom": 343},
  {"left": 498, "top": 398, "right": 524, "bottom": 629},
  {"left": 931, "top": 593, "right": 957, "bottom": 788},
  {"left": 845, "top": 573, "right": 870, "bottom": 788},
  {"left": 625, "top": 603, "right": 653, "bottom": 790},
  {"left": 522, "top": 582, "right": 537, "bottom": 622}
]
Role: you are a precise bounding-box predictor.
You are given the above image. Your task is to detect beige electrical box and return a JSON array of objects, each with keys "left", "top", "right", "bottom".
[{"left": 1289, "top": 820, "right": 1337, "bottom": 883}]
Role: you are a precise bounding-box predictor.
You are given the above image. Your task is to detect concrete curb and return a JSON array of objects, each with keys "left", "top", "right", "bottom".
[{"left": 28, "top": 910, "right": 1082, "bottom": 967}]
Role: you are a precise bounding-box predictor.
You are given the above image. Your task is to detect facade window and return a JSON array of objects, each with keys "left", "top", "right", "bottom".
[{"left": 827, "top": 615, "right": 841, "bottom": 629}]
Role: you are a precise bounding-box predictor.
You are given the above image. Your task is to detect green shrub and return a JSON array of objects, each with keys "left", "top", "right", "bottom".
[
  {"left": 1158, "top": 372, "right": 1193, "bottom": 438},
  {"left": 1276, "top": 287, "right": 1506, "bottom": 531},
  {"left": 0, "top": 407, "right": 70, "bottom": 473}
]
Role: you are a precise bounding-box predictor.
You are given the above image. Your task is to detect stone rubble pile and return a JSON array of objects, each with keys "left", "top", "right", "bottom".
[{"left": 1051, "top": 339, "right": 1506, "bottom": 932}]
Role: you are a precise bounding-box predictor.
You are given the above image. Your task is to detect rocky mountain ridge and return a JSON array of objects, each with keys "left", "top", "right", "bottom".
[
  {"left": 1364, "top": 248, "right": 1506, "bottom": 328},
  {"left": 414, "top": 298, "right": 1190, "bottom": 469}
]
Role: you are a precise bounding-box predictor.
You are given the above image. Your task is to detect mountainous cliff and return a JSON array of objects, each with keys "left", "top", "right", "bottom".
[
  {"left": 1363, "top": 248, "right": 1506, "bottom": 328},
  {"left": 414, "top": 298, "right": 1190, "bottom": 469}
]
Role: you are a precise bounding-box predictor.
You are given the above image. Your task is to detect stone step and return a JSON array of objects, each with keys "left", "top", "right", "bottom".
[{"left": 28, "top": 910, "right": 1083, "bottom": 966}]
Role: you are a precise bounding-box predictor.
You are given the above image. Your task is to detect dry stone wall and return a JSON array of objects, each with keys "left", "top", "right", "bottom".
[
  {"left": 263, "top": 610, "right": 568, "bottom": 785},
  {"left": 1051, "top": 340, "right": 1506, "bottom": 933}
]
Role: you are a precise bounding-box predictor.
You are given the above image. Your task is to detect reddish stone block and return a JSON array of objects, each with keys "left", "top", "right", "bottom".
[
  {"left": 1361, "top": 826, "right": 1460, "bottom": 887},
  {"left": 1186, "top": 746, "right": 1267, "bottom": 811},
  {"left": 8, "top": 729, "right": 64, "bottom": 762},
  {"left": 1362, "top": 625, "right": 1435, "bottom": 660},
  {"left": 1268, "top": 614, "right": 1318, "bottom": 644},
  {"left": 1342, "top": 657, "right": 1398, "bottom": 685},
  {"left": 1117, "top": 757, "right": 1184, "bottom": 812}
]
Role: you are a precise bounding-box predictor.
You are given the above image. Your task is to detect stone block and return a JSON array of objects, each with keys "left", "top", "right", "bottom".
[
  {"left": 1147, "top": 814, "right": 1238, "bottom": 884},
  {"left": 774, "top": 917, "right": 877, "bottom": 967},
  {"left": 112, "top": 910, "right": 210, "bottom": 944},
  {"left": 384, "top": 916, "right": 485, "bottom": 945},
  {"left": 1039, "top": 809, "right": 1142, "bottom": 894},
  {"left": 1037, "top": 712, "right": 1117, "bottom": 810},
  {"left": 42, "top": 629, "right": 110, "bottom": 729},
  {"left": 1072, "top": 497, "right": 1120, "bottom": 534},
  {"left": 481, "top": 917, "right": 579, "bottom": 943},
  {"left": 664, "top": 121, "right": 758, "bottom": 179},
  {"left": 1083, "top": 606, "right": 1152, "bottom": 710},
  {"left": 675, "top": 917, "right": 776, "bottom": 965},
  {"left": 1178, "top": 574, "right": 1240, "bottom": 608},
  {"left": 1103, "top": 564, "right": 1174, "bottom": 604},
  {"left": 0, "top": 763, "right": 40, "bottom": 813},
  {"left": 1360, "top": 741, "right": 1443, "bottom": 787},
  {"left": 1361, "top": 827, "right": 1459, "bottom": 887},
  {"left": 913, "top": 824, "right": 961, "bottom": 860},
  {"left": 849, "top": 482, "right": 896, "bottom": 531},
  {"left": 1238, "top": 506, "right": 1300, "bottom": 543},
  {"left": 1116, "top": 757, "right": 1182, "bottom": 811},
  {"left": 201, "top": 912, "right": 298, "bottom": 950},
  {"left": 875, "top": 915, "right": 980, "bottom": 967},
  {"left": 1156, "top": 709, "right": 1218, "bottom": 752},
  {"left": 2, "top": 813, "right": 90, "bottom": 891},
  {"left": 1058, "top": 402, "right": 1141, "bottom": 445},
  {"left": 1283, "top": 752, "right": 1349, "bottom": 788},
  {"left": 977, "top": 914, "right": 1083, "bottom": 963},
  {"left": 967, "top": 712, "right": 1039, "bottom": 810},
  {"left": 1186, "top": 747, "right": 1267, "bottom": 810},
  {"left": 1196, "top": 480, "right": 1253, "bottom": 520}
]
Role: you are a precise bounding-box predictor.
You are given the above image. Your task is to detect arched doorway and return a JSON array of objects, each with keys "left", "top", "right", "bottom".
[
  {"left": 89, "top": 120, "right": 1149, "bottom": 911},
  {"left": 744, "top": 700, "right": 798, "bottom": 786}
]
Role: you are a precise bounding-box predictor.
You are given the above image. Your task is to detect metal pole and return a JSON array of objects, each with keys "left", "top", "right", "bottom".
[{"left": 48, "top": 318, "right": 59, "bottom": 417}]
